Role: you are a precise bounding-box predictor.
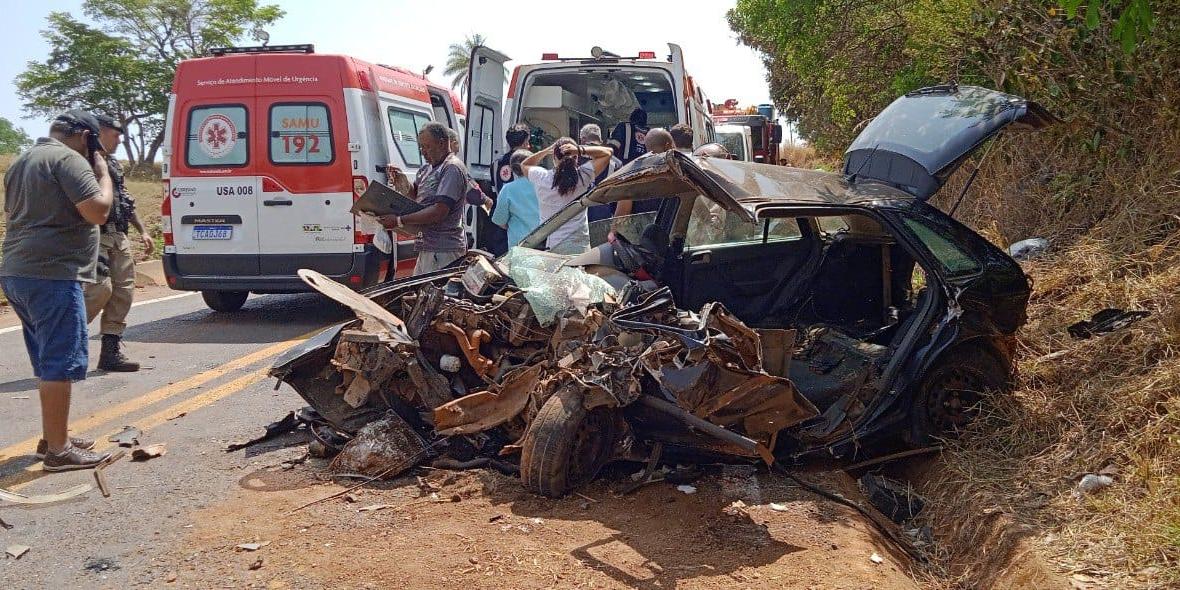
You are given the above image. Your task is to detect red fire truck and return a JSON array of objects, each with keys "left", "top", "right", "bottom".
[{"left": 710, "top": 100, "right": 783, "bottom": 164}]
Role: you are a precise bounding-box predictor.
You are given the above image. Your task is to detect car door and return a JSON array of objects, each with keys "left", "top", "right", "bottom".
[{"left": 670, "top": 199, "right": 815, "bottom": 323}]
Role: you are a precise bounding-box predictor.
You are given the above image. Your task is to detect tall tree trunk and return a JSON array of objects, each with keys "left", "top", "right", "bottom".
[{"left": 144, "top": 128, "right": 165, "bottom": 166}]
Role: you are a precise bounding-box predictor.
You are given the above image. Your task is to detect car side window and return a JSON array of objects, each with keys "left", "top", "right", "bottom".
[
  {"left": 685, "top": 197, "right": 800, "bottom": 248},
  {"left": 902, "top": 217, "right": 982, "bottom": 276},
  {"left": 387, "top": 107, "right": 433, "bottom": 168}
]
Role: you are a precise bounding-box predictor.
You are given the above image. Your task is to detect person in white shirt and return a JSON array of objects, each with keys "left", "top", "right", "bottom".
[{"left": 519, "top": 138, "right": 613, "bottom": 254}]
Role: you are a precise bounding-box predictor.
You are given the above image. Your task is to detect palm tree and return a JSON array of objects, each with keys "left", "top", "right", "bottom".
[{"left": 443, "top": 33, "right": 488, "bottom": 98}]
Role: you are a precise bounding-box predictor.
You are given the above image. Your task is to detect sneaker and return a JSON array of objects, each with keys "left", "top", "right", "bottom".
[
  {"left": 34, "top": 437, "right": 96, "bottom": 459},
  {"left": 42, "top": 444, "right": 111, "bottom": 472}
]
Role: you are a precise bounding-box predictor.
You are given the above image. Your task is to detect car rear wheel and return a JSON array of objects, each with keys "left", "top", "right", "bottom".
[
  {"left": 201, "top": 290, "right": 249, "bottom": 312},
  {"left": 520, "top": 388, "right": 619, "bottom": 498},
  {"left": 909, "top": 345, "right": 1010, "bottom": 446}
]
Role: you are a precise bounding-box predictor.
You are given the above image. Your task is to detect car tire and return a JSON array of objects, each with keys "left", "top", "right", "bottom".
[
  {"left": 520, "top": 388, "right": 619, "bottom": 498},
  {"left": 201, "top": 290, "right": 249, "bottom": 312},
  {"left": 909, "top": 344, "right": 1010, "bottom": 447}
]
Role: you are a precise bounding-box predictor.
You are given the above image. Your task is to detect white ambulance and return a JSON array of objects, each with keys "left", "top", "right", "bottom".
[{"left": 162, "top": 44, "right": 470, "bottom": 311}]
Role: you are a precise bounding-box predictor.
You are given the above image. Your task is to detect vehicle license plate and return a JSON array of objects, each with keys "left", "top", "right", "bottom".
[{"left": 192, "top": 225, "right": 232, "bottom": 240}]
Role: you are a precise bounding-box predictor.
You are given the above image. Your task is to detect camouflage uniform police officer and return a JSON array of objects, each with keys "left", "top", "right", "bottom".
[{"left": 83, "top": 114, "right": 154, "bottom": 372}]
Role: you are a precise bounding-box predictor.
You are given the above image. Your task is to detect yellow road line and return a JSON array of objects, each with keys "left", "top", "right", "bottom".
[
  {"left": 0, "top": 331, "right": 315, "bottom": 462},
  {"left": 1, "top": 367, "right": 274, "bottom": 490}
]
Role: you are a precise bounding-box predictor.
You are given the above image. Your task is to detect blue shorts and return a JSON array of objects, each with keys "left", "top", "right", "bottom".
[{"left": 0, "top": 276, "right": 89, "bottom": 382}]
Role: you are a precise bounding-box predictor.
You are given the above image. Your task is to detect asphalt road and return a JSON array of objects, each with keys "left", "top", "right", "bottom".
[{"left": 0, "top": 291, "right": 348, "bottom": 588}]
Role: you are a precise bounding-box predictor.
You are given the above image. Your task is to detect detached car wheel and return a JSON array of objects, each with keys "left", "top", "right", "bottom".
[
  {"left": 520, "top": 389, "right": 619, "bottom": 498},
  {"left": 910, "top": 346, "right": 1010, "bottom": 446},
  {"left": 201, "top": 290, "right": 249, "bottom": 312}
]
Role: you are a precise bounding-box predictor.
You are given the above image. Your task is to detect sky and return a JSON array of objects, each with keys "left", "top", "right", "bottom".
[{"left": 1, "top": 0, "right": 773, "bottom": 140}]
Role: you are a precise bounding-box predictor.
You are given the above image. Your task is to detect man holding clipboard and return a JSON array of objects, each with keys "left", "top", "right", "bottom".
[{"left": 369, "top": 122, "right": 470, "bottom": 274}]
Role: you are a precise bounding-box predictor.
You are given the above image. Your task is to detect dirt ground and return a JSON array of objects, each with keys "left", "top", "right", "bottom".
[{"left": 169, "top": 447, "right": 922, "bottom": 590}]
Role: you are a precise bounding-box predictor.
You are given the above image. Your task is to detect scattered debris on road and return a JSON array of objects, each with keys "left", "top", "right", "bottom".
[
  {"left": 94, "top": 449, "right": 126, "bottom": 498},
  {"left": 1, "top": 483, "right": 93, "bottom": 505},
  {"left": 82, "top": 557, "right": 120, "bottom": 573},
  {"left": 5, "top": 544, "right": 30, "bottom": 560},
  {"left": 225, "top": 411, "right": 300, "bottom": 452},
  {"left": 248, "top": 557, "right": 264, "bottom": 570},
  {"left": 131, "top": 444, "right": 168, "bottom": 462},
  {"left": 0, "top": 516, "right": 11, "bottom": 530},
  {"left": 235, "top": 541, "right": 270, "bottom": 552},
  {"left": 870, "top": 552, "right": 884, "bottom": 564},
  {"left": 108, "top": 425, "right": 142, "bottom": 447},
  {"left": 357, "top": 503, "right": 396, "bottom": 513},
  {"left": 1067, "top": 308, "right": 1151, "bottom": 339}
]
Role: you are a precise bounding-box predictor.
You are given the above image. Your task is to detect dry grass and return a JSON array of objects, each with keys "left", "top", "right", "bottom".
[
  {"left": 914, "top": 104, "right": 1180, "bottom": 588},
  {"left": 778, "top": 142, "right": 825, "bottom": 169}
]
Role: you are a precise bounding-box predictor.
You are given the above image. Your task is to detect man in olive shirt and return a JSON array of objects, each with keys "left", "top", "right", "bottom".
[
  {"left": 1, "top": 110, "right": 115, "bottom": 471},
  {"left": 83, "top": 114, "right": 153, "bottom": 372},
  {"left": 379, "top": 122, "right": 469, "bottom": 274}
]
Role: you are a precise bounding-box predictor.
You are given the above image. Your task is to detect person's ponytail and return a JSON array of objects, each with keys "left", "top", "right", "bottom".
[{"left": 550, "top": 138, "right": 582, "bottom": 196}]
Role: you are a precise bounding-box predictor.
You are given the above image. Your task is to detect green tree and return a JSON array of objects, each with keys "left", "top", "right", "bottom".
[
  {"left": 0, "top": 117, "right": 33, "bottom": 154},
  {"left": 727, "top": 0, "right": 1160, "bottom": 151},
  {"left": 15, "top": 0, "right": 283, "bottom": 170},
  {"left": 443, "top": 33, "right": 491, "bottom": 97}
]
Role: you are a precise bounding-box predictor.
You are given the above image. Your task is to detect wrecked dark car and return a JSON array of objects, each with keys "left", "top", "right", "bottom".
[{"left": 270, "top": 85, "right": 1053, "bottom": 497}]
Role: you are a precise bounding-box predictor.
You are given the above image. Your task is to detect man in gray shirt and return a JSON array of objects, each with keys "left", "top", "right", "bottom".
[
  {"left": 379, "top": 122, "right": 468, "bottom": 274},
  {"left": 1, "top": 110, "right": 115, "bottom": 471}
]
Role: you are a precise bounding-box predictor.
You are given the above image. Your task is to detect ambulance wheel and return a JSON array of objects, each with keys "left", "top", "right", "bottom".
[
  {"left": 201, "top": 290, "right": 248, "bottom": 312},
  {"left": 520, "top": 388, "right": 619, "bottom": 498}
]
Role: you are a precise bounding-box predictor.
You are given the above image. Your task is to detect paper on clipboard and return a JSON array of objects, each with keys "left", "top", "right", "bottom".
[{"left": 351, "top": 180, "right": 426, "bottom": 217}]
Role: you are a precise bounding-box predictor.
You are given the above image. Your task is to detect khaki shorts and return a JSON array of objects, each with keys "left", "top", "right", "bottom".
[{"left": 413, "top": 250, "right": 464, "bottom": 275}]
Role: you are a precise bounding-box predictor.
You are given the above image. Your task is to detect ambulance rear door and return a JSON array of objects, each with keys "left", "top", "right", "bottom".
[
  {"left": 171, "top": 99, "right": 262, "bottom": 276},
  {"left": 463, "top": 46, "right": 510, "bottom": 184},
  {"left": 255, "top": 93, "right": 356, "bottom": 276}
]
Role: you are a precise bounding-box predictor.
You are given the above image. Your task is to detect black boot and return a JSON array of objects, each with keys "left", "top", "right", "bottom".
[{"left": 98, "top": 334, "right": 140, "bottom": 372}]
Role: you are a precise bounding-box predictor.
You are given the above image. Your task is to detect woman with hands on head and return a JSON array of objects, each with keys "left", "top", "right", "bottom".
[{"left": 519, "top": 138, "right": 612, "bottom": 254}]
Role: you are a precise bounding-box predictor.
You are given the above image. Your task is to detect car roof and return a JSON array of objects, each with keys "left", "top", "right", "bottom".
[{"left": 594, "top": 151, "right": 915, "bottom": 208}]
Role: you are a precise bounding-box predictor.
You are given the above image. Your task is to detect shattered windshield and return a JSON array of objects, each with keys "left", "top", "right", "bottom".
[{"left": 547, "top": 212, "right": 660, "bottom": 255}]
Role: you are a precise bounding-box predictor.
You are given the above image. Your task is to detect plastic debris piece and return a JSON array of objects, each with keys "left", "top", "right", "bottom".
[
  {"left": 870, "top": 552, "right": 884, "bottom": 564},
  {"left": 235, "top": 541, "right": 270, "bottom": 552},
  {"left": 858, "top": 474, "right": 925, "bottom": 523},
  {"left": 1073, "top": 474, "right": 1114, "bottom": 499},
  {"left": 723, "top": 500, "right": 749, "bottom": 517},
  {"left": 6, "top": 545, "right": 30, "bottom": 559},
  {"left": 357, "top": 504, "right": 396, "bottom": 513},
  {"left": 0, "top": 483, "right": 93, "bottom": 505},
  {"left": 769, "top": 502, "right": 789, "bottom": 512},
  {"left": 676, "top": 484, "right": 697, "bottom": 495},
  {"left": 1067, "top": 308, "right": 1150, "bottom": 339},
  {"left": 1008, "top": 237, "right": 1049, "bottom": 260}
]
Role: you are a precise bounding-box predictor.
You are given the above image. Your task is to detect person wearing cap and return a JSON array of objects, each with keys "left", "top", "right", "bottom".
[
  {"left": 1, "top": 109, "right": 115, "bottom": 471},
  {"left": 83, "top": 114, "right": 152, "bottom": 372}
]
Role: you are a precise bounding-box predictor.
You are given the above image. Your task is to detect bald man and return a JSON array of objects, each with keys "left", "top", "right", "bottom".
[{"left": 613, "top": 128, "right": 674, "bottom": 220}]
